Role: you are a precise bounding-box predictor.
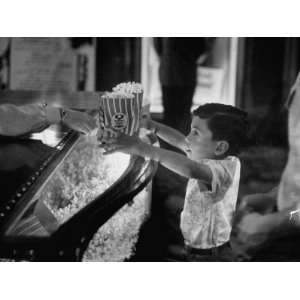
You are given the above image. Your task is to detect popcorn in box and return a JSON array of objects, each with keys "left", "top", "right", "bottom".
[{"left": 98, "top": 90, "right": 142, "bottom": 142}]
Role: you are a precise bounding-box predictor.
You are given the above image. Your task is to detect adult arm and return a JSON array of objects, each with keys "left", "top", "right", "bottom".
[
  {"left": 0, "top": 103, "right": 97, "bottom": 136},
  {"left": 0, "top": 103, "right": 60, "bottom": 136}
]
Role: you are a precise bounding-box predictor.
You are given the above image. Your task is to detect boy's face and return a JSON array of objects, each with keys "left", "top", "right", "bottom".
[{"left": 185, "top": 116, "right": 219, "bottom": 160}]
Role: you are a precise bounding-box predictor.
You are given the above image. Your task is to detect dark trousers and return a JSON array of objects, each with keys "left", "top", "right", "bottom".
[
  {"left": 162, "top": 85, "right": 195, "bottom": 135},
  {"left": 185, "top": 242, "right": 235, "bottom": 262}
]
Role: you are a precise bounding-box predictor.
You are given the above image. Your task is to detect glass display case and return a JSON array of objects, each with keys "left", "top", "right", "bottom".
[{"left": 0, "top": 92, "right": 157, "bottom": 261}]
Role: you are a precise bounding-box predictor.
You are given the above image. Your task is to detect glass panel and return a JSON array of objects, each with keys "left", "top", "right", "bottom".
[
  {"left": 82, "top": 133, "right": 155, "bottom": 261},
  {"left": 5, "top": 135, "right": 130, "bottom": 237},
  {"left": 83, "top": 186, "right": 151, "bottom": 261},
  {"left": 0, "top": 125, "right": 67, "bottom": 203}
]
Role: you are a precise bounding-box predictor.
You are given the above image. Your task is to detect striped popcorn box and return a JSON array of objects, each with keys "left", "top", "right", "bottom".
[{"left": 98, "top": 91, "right": 142, "bottom": 142}]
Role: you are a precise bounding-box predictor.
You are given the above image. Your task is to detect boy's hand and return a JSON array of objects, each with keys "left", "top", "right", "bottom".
[
  {"left": 100, "top": 133, "right": 144, "bottom": 156},
  {"left": 140, "top": 116, "right": 156, "bottom": 133},
  {"left": 62, "top": 109, "right": 98, "bottom": 135}
]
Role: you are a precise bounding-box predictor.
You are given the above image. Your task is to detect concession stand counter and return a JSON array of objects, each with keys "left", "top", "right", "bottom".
[{"left": 0, "top": 91, "right": 158, "bottom": 261}]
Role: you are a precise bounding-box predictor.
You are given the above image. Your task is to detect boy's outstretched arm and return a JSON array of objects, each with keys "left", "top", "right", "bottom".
[
  {"left": 103, "top": 134, "right": 212, "bottom": 184},
  {"left": 145, "top": 119, "right": 188, "bottom": 152}
]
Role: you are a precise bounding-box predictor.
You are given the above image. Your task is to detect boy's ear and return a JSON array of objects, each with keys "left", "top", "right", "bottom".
[{"left": 215, "top": 140, "right": 229, "bottom": 156}]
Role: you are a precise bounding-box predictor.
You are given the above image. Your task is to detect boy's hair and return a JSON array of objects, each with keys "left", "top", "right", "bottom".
[{"left": 192, "top": 103, "right": 249, "bottom": 156}]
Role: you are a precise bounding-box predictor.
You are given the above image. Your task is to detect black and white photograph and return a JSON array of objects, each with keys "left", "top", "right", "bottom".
[
  {"left": 1, "top": 36, "right": 300, "bottom": 263},
  {"left": 1, "top": 1, "right": 299, "bottom": 300}
]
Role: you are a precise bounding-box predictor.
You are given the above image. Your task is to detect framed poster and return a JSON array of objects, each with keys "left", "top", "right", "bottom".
[
  {"left": 8, "top": 37, "right": 95, "bottom": 92},
  {"left": 10, "top": 38, "right": 76, "bottom": 91}
]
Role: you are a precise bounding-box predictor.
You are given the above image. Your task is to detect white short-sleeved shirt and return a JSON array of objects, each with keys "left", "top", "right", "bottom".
[{"left": 180, "top": 156, "right": 240, "bottom": 249}]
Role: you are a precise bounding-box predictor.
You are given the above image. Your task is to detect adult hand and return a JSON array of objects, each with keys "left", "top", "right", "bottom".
[
  {"left": 231, "top": 188, "right": 279, "bottom": 259},
  {"left": 236, "top": 212, "right": 272, "bottom": 240},
  {"left": 231, "top": 210, "right": 272, "bottom": 260},
  {"left": 238, "top": 191, "right": 277, "bottom": 214},
  {"left": 62, "top": 109, "right": 98, "bottom": 135}
]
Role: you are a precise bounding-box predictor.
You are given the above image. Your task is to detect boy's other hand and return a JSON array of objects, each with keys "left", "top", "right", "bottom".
[{"left": 140, "top": 116, "right": 156, "bottom": 133}]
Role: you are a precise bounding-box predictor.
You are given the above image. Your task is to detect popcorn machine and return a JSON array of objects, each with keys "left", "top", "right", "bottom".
[{"left": 0, "top": 90, "right": 157, "bottom": 261}]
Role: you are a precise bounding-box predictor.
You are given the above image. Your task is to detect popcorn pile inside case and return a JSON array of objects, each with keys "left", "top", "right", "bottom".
[{"left": 0, "top": 85, "right": 157, "bottom": 261}]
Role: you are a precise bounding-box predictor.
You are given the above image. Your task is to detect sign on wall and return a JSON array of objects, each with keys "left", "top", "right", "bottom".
[{"left": 10, "top": 38, "right": 77, "bottom": 91}]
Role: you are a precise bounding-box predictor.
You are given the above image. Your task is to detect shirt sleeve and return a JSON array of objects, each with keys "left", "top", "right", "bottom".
[
  {"left": 199, "top": 158, "right": 237, "bottom": 204},
  {"left": 0, "top": 103, "right": 61, "bottom": 137}
]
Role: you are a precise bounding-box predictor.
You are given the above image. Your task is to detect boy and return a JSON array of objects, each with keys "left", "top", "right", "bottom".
[{"left": 102, "top": 103, "right": 249, "bottom": 261}]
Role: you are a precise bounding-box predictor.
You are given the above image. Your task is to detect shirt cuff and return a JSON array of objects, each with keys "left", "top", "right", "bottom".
[{"left": 45, "top": 107, "right": 61, "bottom": 124}]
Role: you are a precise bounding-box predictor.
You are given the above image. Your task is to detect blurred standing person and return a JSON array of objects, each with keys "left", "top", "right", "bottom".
[
  {"left": 154, "top": 37, "right": 208, "bottom": 135},
  {"left": 230, "top": 72, "right": 300, "bottom": 261}
]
